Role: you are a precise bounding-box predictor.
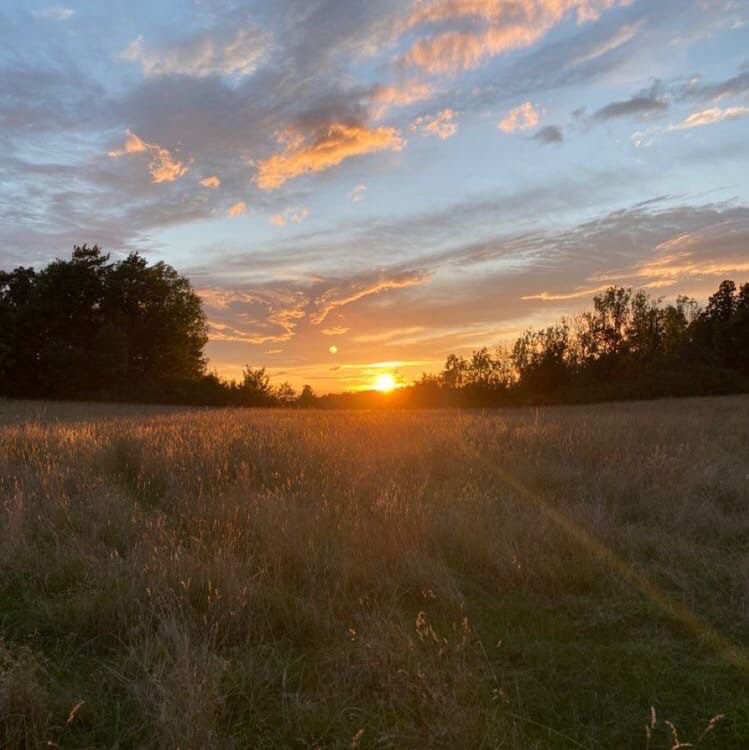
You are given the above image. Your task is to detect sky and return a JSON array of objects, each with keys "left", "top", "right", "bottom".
[{"left": 1, "top": 0, "right": 749, "bottom": 392}]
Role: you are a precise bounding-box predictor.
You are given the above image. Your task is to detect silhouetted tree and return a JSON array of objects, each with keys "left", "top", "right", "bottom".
[
  {"left": 0, "top": 245, "right": 207, "bottom": 399},
  {"left": 298, "top": 384, "right": 317, "bottom": 407},
  {"left": 424, "top": 280, "right": 748, "bottom": 406},
  {"left": 238, "top": 365, "right": 275, "bottom": 406},
  {"left": 275, "top": 381, "right": 297, "bottom": 406},
  {"left": 512, "top": 323, "right": 570, "bottom": 395}
]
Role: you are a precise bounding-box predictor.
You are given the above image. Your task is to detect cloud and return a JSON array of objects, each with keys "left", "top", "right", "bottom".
[
  {"left": 680, "top": 70, "right": 749, "bottom": 102},
  {"left": 192, "top": 192, "right": 749, "bottom": 386},
  {"left": 589, "top": 226, "right": 749, "bottom": 285},
  {"left": 568, "top": 21, "right": 641, "bottom": 66},
  {"left": 498, "top": 102, "right": 540, "bottom": 132},
  {"left": 121, "top": 26, "right": 271, "bottom": 79},
  {"left": 631, "top": 102, "right": 749, "bottom": 146},
  {"left": 594, "top": 94, "right": 668, "bottom": 120},
  {"left": 671, "top": 106, "right": 749, "bottom": 130},
  {"left": 350, "top": 184, "right": 367, "bottom": 203},
  {"left": 197, "top": 267, "right": 432, "bottom": 351},
  {"left": 198, "top": 288, "right": 257, "bottom": 310},
  {"left": 533, "top": 125, "right": 563, "bottom": 143},
  {"left": 200, "top": 287, "right": 306, "bottom": 344},
  {"left": 309, "top": 269, "right": 432, "bottom": 325},
  {"left": 227, "top": 201, "right": 247, "bottom": 217},
  {"left": 32, "top": 7, "right": 74, "bottom": 21},
  {"left": 200, "top": 175, "right": 221, "bottom": 188},
  {"left": 398, "top": 0, "right": 632, "bottom": 74},
  {"left": 270, "top": 206, "right": 310, "bottom": 227},
  {"left": 108, "top": 130, "right": 189, "bottom": 183},
  {"left": 370, "top": 81, "right": 435, "bottom": 120},
  {"left": 519, "top": 203, "right": 749, "bottom": 303},
  {"left": 351, "top": 326, "right": 427, "bottom": 344},
  {"left": 522, "top": 285, "right": 610, "bottom": 300},
  {"left": 410, "top": 109, "right": 458, "bottom": 139},
  {"left": 255, "top": 123, "right": 405, "bottom": 190}
]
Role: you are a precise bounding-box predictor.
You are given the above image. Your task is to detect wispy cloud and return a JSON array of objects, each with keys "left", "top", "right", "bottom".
[
  {"left": 522, "top": 285, "right": 611, "bottom": 301},
  {"left": 32, "top": 7, "right": 74, "bottom": 21},
  {"left": 199, "top": 176, "right": 221, "bottom": 188},
  {"left": 632, "top": 104, "right": 749, "bottom": 147},
  {"left": 309, "top": 269, "right": 431, "bottom": 325},
  {"left": 398, "top": 0, "right": 632, "bottom": 75},
  {"left": 108, "top": 130, "right": 189, "bottom": 183},
  {"left": 590, "top": 227, "right": 749, "bottom": 284},
  {"left": 680, "top": 70, "right": 749, "bottom": 102},
  {"left": 255, "top": 124, "right": 405, "bottom": 190},
  {"left": 410, "top": 109, "right": 458, "bottom": 139},
  {"left": 200, "top": 287, "right": 306, "bottom": 344},
  {"left": 121, "top": 26, "right": 271, "bottom": 78},
  {"left": 370, "top": 81, "right": 434, "bottom": 120},
  {"left": 522, "top": 208, "right": 749, "bottom": 302},
  {"left": 351, "top": 326, "right": 427, "bottom": 344},
  {"left": 594, "top": 93, "right": 668, "bottom": 120},
  {"left": 671, "top": 106, "right": 749, "bottom": 130},
  {"left": 569, "top": 21, "right": 641, "bottom": 66}
]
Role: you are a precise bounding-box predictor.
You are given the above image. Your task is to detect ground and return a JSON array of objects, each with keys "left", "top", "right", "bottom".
[{"left": 1, "top": 397, "right": 748, "bottom": 749}]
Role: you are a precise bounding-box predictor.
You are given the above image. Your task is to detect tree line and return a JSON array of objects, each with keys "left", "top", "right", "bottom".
[
  {"left": 1, "top": 246, "right": 748, "bottom": 407},
  {"left": 392, "top": 280, "right": 749, "bottom": 407},
  {"left": 0, "top": 246, "right": 299, "bottom": 406}
]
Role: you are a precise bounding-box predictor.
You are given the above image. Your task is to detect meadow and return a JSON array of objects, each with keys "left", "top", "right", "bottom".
[{"left": 1, "top": 397, "right": 748, "bottom": 749}]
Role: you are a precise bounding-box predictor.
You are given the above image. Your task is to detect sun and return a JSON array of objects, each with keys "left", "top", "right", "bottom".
[{"left": 373, "top": 373, "right": 396, "bottom": 393}]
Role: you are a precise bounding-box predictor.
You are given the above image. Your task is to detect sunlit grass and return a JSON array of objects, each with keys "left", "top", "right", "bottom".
[{"left": 1, "top": 396, "right": 748, "bottom": 748}]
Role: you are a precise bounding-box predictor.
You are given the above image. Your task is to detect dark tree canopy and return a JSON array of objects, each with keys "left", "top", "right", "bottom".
[
  {"left": 393, "top": 279, "right": 749, "bottom": 408},
  {"left": 0, "top": 245, "right": 208, "bottom": 399}
]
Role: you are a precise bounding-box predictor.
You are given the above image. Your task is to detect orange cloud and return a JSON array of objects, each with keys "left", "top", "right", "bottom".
[
  {"left": 498, "top": 102, "right": 540, "bottom": 132},
  {"left": 108, "top": 130, "right": 188, "bottom": 183},
  {"left": 671, "top": 106, "right": 749, "bottom": 130},
  {"left": 200, "top": 175, "right": 221, "bottom": 188},
  {"left": 270, "top": 206, "right": 310, "bottom": 227},
  {"left": 400, "top": 0, "right": 631, "bottom": 74},
  {"left": 227, "top": 201, "right": 247, "bottom": 217},
  {"left": 121, "top": 27, "right": 271, "bottom": 78},
  {"left": 201, "top": 288, "right": 307, "bottom": 344},
  {"left": 370, "top": 81, "right": 435, "bottom": 120},
  {"left": 526, "top": 226, "right": 749, "bottom": 301},
  {"left": 351, "top": 326, "right": 427, "bottom": 344},
  {"left": 309, "top": 270, "right": 431, "bottom": 326},
  {"left": 207, "top": 321, "right": 281, "bottom": 345},
  {"left": 410, "top": 109, "right": 458, "bottom": 139},
  {"left": 521, "top": 285, "right": 611, "bottom": 301},
  {"left": 255, "top": 123, "right": 405, "bottom": 191}
]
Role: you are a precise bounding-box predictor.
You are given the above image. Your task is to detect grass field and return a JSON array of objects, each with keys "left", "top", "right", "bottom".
[{"left": 1, "top": 397, "right": 748, "bottom": 749}]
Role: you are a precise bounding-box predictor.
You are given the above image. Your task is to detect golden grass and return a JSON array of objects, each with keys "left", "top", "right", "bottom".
[{"left": 1, "top": 397, "right": 748, "bottom": 748}]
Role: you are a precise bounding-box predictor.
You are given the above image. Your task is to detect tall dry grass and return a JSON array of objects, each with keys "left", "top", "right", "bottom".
[{"left": 1, "top": 397, "right": 747, "bottom": 748}]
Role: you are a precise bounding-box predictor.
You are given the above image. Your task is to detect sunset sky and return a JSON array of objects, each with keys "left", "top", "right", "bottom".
[{"left": 2, "top": 0, "right": 748, "bottom": 392}]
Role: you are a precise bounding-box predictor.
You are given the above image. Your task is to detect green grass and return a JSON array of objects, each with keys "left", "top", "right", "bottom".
[{"left": 1, "top": 397, "right": 748, "bottom": 748}]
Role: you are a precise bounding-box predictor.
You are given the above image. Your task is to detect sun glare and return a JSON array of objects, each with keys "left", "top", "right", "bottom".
[{"left": 374, "top": 373, "right": 396, "bottom": 392}]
